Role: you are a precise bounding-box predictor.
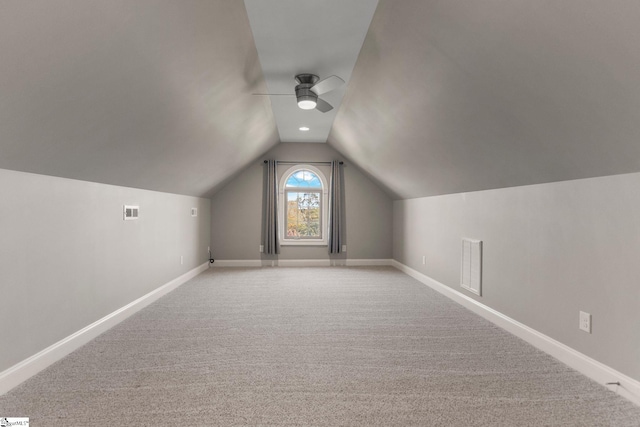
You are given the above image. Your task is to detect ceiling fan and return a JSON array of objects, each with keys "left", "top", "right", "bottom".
[{"left": 253, "top": 74, "right": 345, "bottom": 113}]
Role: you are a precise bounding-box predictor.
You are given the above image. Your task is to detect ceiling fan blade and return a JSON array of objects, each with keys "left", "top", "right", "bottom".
[
  {"left": 315, "top": 98, "right": 333, "bottom": 113},
  {"left": 251, "top": 93, "right": 295, "bottom": 96},
  {"left": 311, "top": 75, "right": 345, "bottom": 95}
]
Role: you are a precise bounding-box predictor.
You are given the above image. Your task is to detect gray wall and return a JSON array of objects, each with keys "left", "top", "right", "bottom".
[
  {"left": 0, "top": 168, "right": 211, "bottom": 372},
  {"left": 393, "top": 172, "right": 640, "bottom": 381},
  {"left": 210, "top": 142, "right": 392, "bottom": 261}
]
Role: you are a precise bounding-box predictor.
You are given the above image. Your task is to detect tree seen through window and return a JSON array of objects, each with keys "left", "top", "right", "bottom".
[{"left": 285, "top": 170, "right": 322, "bottom": 239}]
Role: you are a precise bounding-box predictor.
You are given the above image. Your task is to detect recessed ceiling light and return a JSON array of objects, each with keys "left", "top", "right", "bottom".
[{"left": 299, "top": 126, "right": 310, "bottom": 131}]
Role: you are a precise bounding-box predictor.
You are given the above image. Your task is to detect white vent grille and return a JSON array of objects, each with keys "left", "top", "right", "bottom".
[
  {"left": 123, "top": 205, "right": 139, "bottom": 220},
  {"left": 461, "top": 238, "right": 482, "bottom": 296}
]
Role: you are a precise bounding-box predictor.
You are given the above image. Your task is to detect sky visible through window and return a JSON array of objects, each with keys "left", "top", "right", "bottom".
[{"left": 285, "top": 170, "right": 322, "bottom": 188}]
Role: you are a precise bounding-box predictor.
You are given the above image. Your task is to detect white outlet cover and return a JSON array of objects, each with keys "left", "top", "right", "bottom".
[{"left": 579, "top": 311, "right": 592, "bottom": 333}]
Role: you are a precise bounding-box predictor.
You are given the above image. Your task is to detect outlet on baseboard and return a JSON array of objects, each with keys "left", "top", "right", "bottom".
[
  {"left": 579, "top": 311, "right": 591, "bottom": 333},
  {"left": 259, "top": 245, "right": 264, "bottom": 253}
]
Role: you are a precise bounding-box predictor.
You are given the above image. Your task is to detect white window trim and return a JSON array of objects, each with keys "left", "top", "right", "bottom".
[{"left": 278, "top": 164, "right": 328, "bottom": 246}]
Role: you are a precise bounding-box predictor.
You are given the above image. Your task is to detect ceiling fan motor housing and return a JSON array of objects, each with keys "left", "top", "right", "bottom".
[
  {"left": 295, "top": 74, "right": 319, "bottom": 109},
  {"left": 295, "top": 74, "right": 319, "bottom": 85}
]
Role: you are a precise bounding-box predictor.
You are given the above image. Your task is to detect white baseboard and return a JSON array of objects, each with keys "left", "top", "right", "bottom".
[
  {"left": 212, "top": 259, "right": 334, "bottom": 268},
  {"left": 277, "top": 259, "right": 393, "bottom": 267},
  {"left": 211, "top": 260, "right": 262, "bottom": 268},
  {"left": 0, "top": 262, "right": 209, "bottom": 396},
  {"left": 278, "top": 259, "right": 331, "bottom": 267},
  {"left": 212, "top": 259, "right": 330, "bottom": 268},
  {"left": 346, "top": 259, "right": 393, "bottom": 266},
  {"left": 391, "top": 260, "right": 640, "bottom": 407},
  {"left": 211, "top": 259, "right": 393, "bottom": 267}
]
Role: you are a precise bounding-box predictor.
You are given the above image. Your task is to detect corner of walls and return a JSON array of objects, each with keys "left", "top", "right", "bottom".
[{"left": 210, "top": 159, "right": 263, "bottom": 261}]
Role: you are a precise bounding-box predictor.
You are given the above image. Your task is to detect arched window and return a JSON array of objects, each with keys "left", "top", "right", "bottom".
[{"left": 279, "top": 165, "right": 328, "bottom": 245}]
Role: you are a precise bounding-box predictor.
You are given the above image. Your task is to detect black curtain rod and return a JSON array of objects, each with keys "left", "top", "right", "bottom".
[{"left": 263, "top": 160, "right": 343, "bottom": 165}]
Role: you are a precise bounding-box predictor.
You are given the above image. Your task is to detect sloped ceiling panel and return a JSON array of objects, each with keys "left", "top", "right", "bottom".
[
  {"left": 0, "top": 1, "right": 278, "bottom": 197},
  {"left": 330, "top": 0, "right": 640, "bottom": 199}
]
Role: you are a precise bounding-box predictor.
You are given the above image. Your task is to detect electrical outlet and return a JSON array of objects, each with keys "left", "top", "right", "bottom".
[
  {"left": 579, "top": 311, "right": 591, "bottom": 333},
  {"left": 342, "top": 245, "right": 347, "bottom": 252},
  {"left": 259, "top": 245, "right": 264, "bottom": 253},
  {"left": 207, "top": 246, "right": 210, "bottom": 252},
  {"left": 180, "top": 255, "right": 184, "bottom": 265},
  {"left": 422, "top": 255, "right": 426, "bottom": 265}
]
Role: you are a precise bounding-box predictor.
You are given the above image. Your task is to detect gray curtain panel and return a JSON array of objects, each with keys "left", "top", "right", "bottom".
[
  {"left": 262, "top": 160, "right": 280, "bottom": 254},
  {"left": 328, "top": 160, "right": 343, "bottom": 254}
]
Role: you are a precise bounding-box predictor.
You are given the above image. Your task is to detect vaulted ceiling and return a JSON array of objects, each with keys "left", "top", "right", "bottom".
[{"left": 1, "top": 1, "right": 640, "bottom": 200}]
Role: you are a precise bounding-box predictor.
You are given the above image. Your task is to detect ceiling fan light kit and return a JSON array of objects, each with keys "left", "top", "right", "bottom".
[{"left": 297, "top": 95, "right": 317, "bottom": 110}]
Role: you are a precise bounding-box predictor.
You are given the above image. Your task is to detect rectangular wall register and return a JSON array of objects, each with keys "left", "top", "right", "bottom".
[
  {"left": 461, "top": 238, "right": 482, "bottom": 296},
  {"left": 123, "top": 205, "right": 139, "bottom": 220}
]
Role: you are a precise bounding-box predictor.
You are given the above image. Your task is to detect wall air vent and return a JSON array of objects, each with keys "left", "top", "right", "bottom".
[
  {"left": 461, "top": 238, "right": 482, "bottom": 296},
  {"left": 191, "top": 208, "right": 198, "bottom": 217},
  {"left": 123, "top": 205, "right": 139, "bottom": 220}
]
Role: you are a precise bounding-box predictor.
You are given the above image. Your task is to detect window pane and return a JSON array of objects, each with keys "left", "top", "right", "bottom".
[
  {"left": 285, "top": 170, "right": 322, "bottom": 188},
  {"left": 286, "top": 191, "right": 321, "bottom": 238}
]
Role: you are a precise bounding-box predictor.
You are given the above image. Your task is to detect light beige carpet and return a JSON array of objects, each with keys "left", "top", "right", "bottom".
[{"left": 1, "top": 267, "right": 639, "bottom": 426}]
